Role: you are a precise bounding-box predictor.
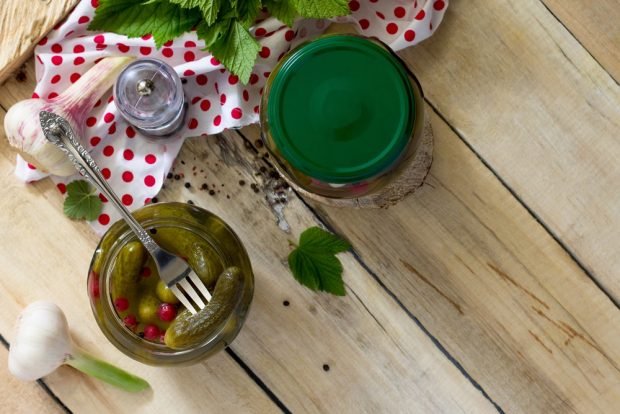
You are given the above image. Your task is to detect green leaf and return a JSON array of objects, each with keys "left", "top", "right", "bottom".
[
  {"left": 264, "top": 0, "right": 298, "bottom": 26},
  {"left": 291, "top": 0, "right": 349, "bottom": 19},
  {"left": 90, "top": 0, "right": 351, "bottom": 81},
  {"left": 287, "top": 227, "right": 350, "bottom": 296},
  {"left": 63, "top": 180, "right": 103, "bottom": 222},
  {"left": 196, "top": 19, "right": 227, "bottom": 47},
  {"left": 235, "top": 0, "right": 262, "bottom": 26},
  {"left": 206, "top": 20, "right": 260, "bottom": 84},
  {"left": 299, "top": 226, "right": 351, "bottom": 254},
  {"left": 168, "top": 0, "right": 221, "bottom": 25},
  {"left": 89, "top": 0, "right": 202, "bottom": 48}
]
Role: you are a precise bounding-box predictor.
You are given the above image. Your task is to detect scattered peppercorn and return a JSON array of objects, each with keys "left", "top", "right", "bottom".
[
  {"left": 181, "top": 160, "right": 185, "bottom": 165},
  {"left": 283, "top": 300, "right": 290, "bottom": 307},
  {"left": 15, "top": 70, "right": 27, "bottom": 82},
  {"left": 184, "top": 182, "right": 191, "bottom": 189},
  {"left": 259, "top": 166, "right": 267, "bottom": 173},
  {"left": 181, "top": 78, "right": 187, "bottom": 84},
  {"left": 174, "top": 174, "right": 181, "bottom": 180},
  {"left": 226, "top": 195, "right": 230, "bottom": 199},
  {"left": 149, "top": 228, "right": 157, "bottom": 235},
  {"left": 167, "top": 172, "right": 173, "bottom": 179},
  {"left": 187, "top": 200, "right": 194, "bottom": 205},
  {"left": 201, "top": 183, "right": 209, "bottom": 190},
  {"left": 254, "top": 139, "right": 264, "bottom": 148},
  {"left": 239, "top": 180, "right": 246, "bottom": 186},
  {"left": 269, "top": 170, "right": 280, "bottom": 179},
  {"left": 138, "top": 332, "right": 145, "bottom": 338},
  {"left": 151, "top": 197, "right": 159, "bottom": 203},
  {"left": 209, "top": 190, "right": 216, "bottom": 196},
  {"left": 323, "top": 364, "right": 330, "bottom": 372}
]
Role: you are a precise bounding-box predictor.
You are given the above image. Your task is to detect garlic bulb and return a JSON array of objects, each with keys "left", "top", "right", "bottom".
[
  {"left": 3, "top": 57, "right": 133, "bottom": 176},
  {"left": 9, "top": 301, "right": 72, "bottom": 381},
  {"left": 8, "top": 301, "right": 149, "bottom": 392}
]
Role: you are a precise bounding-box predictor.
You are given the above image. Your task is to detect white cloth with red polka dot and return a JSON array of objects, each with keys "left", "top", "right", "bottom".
[{"left": 18, "top": 0, "right": 448, "bottom": 234}]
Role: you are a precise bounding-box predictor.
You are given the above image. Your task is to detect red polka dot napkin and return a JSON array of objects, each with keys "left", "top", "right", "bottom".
[{"left": 17, "top": 0, "right": 448, "bottom": 234}]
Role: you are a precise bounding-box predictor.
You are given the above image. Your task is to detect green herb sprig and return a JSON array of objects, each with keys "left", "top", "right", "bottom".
[
  {"left": 89, "top": 0, "right": 351, "bottom": 83},
  {"left": 288, "top": 226, "right": 350, "bottom": 296},
  {"left": 63, "top": 180, "right": 103, "bottom": 221}
]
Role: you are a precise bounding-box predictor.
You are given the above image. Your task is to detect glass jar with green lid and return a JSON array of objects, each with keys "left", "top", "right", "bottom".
[
  {"left": 261, "top": 34, "right": 432, "bottom": 207},
  {"left": 87, "top": 202, "right": 254, "bottom": 366}
]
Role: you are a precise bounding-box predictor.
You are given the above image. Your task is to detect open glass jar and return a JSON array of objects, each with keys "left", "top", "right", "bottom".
[
  {"left": 261, "top": 34, "right": 428, "bottom": 202},
  {"left": 87, "top": 203, "right": 254, "bottom": 366}
]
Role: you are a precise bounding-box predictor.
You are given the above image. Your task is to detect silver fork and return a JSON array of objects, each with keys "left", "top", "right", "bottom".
[{"left": 40, "top": 110, "right": 211, "bottom": 314}]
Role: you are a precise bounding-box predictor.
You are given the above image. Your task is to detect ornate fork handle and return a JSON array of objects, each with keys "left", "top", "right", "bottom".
[{"left": 39, "top": 111, "right": 159, "bottom": 253}]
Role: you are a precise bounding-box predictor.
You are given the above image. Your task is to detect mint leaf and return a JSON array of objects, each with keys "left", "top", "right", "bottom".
[
  {"left": 168, "top": 0, "right": 221, "bottom": 25},
  {"left": 89, "top": 0, "right": 202, "bottom": 48},
  {"left": 291, "top": 0, "right": 349, "bottom": 19},
  {"left": 206, "top": 20, "right": 260, "bottom": 84},
  {"left": 90, "top": 0, "right": 351, "bottom": 82},
  {"left": 63, "top": 180, "right": 103, "bottom": 222},
  {"left": 264, "top": 0, "right": 298, "bottom": 26},
  {"left": 287, "top": 227, "right": 350, "bottom": 296}
]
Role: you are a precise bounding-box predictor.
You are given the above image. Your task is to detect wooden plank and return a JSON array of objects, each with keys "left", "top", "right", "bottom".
[
  {"left": 397, "top": 0, "right": 620, "bottom": 301},
  {"left": 541, "top": 0, "right": 620, "bottom": 82},
  {"left": 0, "top": 0, "right": 78, "bottom": 84},
  {"left": 0, "top": 344, "right": 65, "bottom": 414},
  {"left": 0, "top": 62, "right": 496, "bottom": 413},
  {"left": 238, "top": 108, "right": 620, "bottom": 413}
]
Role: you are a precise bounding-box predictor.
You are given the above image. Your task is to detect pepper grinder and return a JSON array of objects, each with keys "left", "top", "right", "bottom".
[{"left": 114, "top": 58, "right": 186, "bottom": 137}]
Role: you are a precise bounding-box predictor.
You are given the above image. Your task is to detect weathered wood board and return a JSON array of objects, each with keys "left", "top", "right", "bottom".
[{"left": 0, "top": 0, "right": 78, "bottom": 84}]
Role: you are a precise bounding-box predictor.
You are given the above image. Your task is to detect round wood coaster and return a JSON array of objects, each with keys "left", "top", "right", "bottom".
[{"left": 283, "top": 111, "right": 434, "bottom": 209}]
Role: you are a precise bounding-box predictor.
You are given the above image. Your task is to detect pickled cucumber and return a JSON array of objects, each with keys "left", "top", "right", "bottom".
[
  {"left": 153, "top": 228, "right": 223, "bottom": 286},
  {"left": 165, "top": 267, "right": 243, "bottom": 350},
  {"left": 155, "top": 280, "right": 180, "bottom": 304},
  {"left": 138, "top": 293, "right": 161, "bottom": 325},
  {"left": 92, "top": 233, "right": 117, "bottom": 274},
  {"left": 111, "top": 241, "right": 147, "bottom": 304}
]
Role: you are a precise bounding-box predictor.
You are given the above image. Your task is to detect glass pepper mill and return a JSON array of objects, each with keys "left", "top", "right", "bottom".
[{"left": 114, "top": 58, "right": 186, "bottom": 137}]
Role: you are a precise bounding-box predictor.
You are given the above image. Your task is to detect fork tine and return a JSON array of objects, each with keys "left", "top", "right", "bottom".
[
  {"left": 170, "top": 285, "right": 198, "bottom": 315},
  {"left": 189, "top": 272, "right": 212, "bottom": 301},
  {"left": 179, "top": 279, "right": 206, "bottom": 310}
]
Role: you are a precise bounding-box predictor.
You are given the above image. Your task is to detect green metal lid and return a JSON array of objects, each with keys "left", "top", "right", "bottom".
[{"left": 267, "top": 35, "right": 415, "bottom": 184}]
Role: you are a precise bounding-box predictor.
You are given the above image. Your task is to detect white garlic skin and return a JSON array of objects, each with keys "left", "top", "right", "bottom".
[
  {"left": 4, "top": 100, "right": 77, "bottom": 176},
  {"left": 8, "top": 301, "right": 74, "bottom": 381}
]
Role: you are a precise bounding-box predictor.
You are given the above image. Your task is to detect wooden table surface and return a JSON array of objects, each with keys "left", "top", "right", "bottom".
[{"left": 1, "top": 0, "right": 619, "bottom": 413}]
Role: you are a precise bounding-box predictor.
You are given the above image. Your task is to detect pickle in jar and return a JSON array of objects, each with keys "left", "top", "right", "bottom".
[
  {"left": 164, "top": 267, "right": 243, "bottom": 350},
  {"left": 153, "top": 228, "right": 223, "bottom": 287},
  {"left": 111, "top": 241, "right": 146, "bottom": 315}
]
